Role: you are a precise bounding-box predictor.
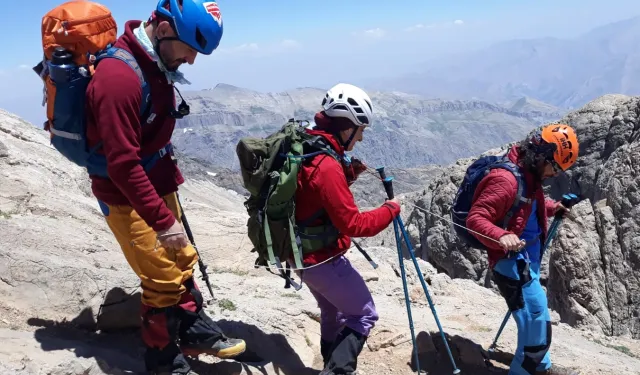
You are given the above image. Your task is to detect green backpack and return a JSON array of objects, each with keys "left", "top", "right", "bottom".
[{"left": 236, "top": 118, "right": 341, "bottom": 289}]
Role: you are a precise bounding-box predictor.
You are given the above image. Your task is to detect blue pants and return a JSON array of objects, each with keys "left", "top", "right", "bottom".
[{"left": 493, "top": 255, "right": 552, "bottom": 375}]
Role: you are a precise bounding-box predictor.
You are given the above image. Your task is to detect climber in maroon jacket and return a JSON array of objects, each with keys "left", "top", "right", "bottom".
[
  {"left": 467, "top": 124, "right": 580, "bottom": 375},
  {"left": 293, "top": 83, "right": 401, "bottom": 375},
  {"left": 84, "top": 1, "right": 245, "bottom": 374}
]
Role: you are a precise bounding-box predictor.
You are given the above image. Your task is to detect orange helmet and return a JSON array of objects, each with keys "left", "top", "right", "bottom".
[{"left": 540, "top": 124, "right": 579, "bottom": 171}]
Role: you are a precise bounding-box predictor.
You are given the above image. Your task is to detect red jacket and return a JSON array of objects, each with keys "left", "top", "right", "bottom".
[
  {"left": 85, "top": 20, "right": 183, "bottom": 232},
  {"left": 295, "top": 129, "right": 401, "bottom": 265},
  {"left": 466, "top": 145, "right": 558, "bottom": 268}
]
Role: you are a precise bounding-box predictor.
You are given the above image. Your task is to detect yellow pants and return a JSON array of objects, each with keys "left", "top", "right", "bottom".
[{"left": 100, "top": 192, "right": 198, "bottom": 308}]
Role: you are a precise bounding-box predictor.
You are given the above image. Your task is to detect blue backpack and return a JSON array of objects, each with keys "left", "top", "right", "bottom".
[
  {"left": 38, "top": 45, "right": 171, "bottom": 179},
  {"left": 450, "top": 154, "right": 531, "bottom": 249}
]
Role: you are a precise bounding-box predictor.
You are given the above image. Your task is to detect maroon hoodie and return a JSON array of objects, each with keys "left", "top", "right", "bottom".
[
  {"left": 466, "top": 145, "right": 559, "bottom": 268},
  {"left": 85, "top": 20, "right": 183, "bottom": 232}
]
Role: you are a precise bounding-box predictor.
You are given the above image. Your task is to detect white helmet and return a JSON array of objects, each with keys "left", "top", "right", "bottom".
[{"left": 321, "top": 83, "right": 373, "bottom": 127}]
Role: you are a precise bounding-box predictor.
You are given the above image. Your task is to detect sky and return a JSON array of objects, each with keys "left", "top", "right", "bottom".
[{"left": 0, "top": 0, "right": 638, "bottom": 126}]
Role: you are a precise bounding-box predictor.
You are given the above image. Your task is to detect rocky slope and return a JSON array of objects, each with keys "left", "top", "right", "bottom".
[
  {"left": 370, "top": 94, "right": 640, "bottom": 342},
  {"left": 1, "top": 108, "right": 639, "bottom": 374},
  {"left": 172, "top": 84, "right": 561, "bottom": 170}
]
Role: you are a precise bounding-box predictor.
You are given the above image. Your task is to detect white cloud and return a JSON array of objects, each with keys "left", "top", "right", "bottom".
[
  {"left": 352, "top": 28, "right": 386, "bottom": 39},
  {"left": 364, "top": 28, "right": 386, "bottom": 38},
  {"left": 234, "top": 43, "right": 259, "bottom": 51},
  {"left": 405, "top": 24, "right": 425, "bottom": 32},
  {"left": 280, "top": 39, "right": 301, "bottom": 48},
  {"left": 216, "top": 42, "right": 260, "bottom": 54},
  {"left": 405, "top": 21, "right": 460, "bottom": 31}
]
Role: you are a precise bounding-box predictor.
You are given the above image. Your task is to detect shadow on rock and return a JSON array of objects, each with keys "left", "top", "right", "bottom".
[
  {"left": 199, "top": 319, "right": 320, "bottom": 375},
  {"left": 408, "top": 331, "right": 514, "bottom": 374},
  {"left": 28, "top": 287, "right": 146, "bottom": 375},
  {"left": 27, "top": 287, "right": 317, "bottom": 375}
]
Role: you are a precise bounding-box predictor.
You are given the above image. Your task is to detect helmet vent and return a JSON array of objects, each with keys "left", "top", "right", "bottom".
[
  {"left": 195, "top": 27, "right": 207, "bottom": 49},
  {"left": 357, "top": 115, "right": 370, "bottom": 125}
]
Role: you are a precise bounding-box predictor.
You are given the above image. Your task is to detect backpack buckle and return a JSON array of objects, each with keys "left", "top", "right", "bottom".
[{"left": 158, "top": 147, "right": 167, "bottom": 159}]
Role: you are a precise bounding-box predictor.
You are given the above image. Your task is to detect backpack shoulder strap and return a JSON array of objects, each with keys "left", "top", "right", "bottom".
[
  {"left": 95, "top": 46, "right": 152, "bottom": 121},
  {"left": 489, "top": 158, "right": 532, "bottom": 229},
  {"left": 301, "top": 135, "right": 342, "bottom": 163}
]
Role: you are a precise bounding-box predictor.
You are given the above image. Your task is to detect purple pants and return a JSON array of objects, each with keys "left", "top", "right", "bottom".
[{"left": 297, "top": 256, "right": 378, "bottom": 341}]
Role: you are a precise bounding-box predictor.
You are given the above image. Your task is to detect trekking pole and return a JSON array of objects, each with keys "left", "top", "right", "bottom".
[
  {"left": 377, "top": 166, "right": 461, "bottom": 375},
  {"left": 487, "top": 193, "right": 579, "bottom": 352},
  {"left": 176, "top": 192, "right": 216, "bottom": 303},
  {"left": 352, "top": 239, "right": 378, "bottom": 269}
]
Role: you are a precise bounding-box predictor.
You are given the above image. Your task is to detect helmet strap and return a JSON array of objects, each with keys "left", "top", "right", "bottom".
[
  {"left": 153, "top": 35, "right": 181, "bottom": 72},
  {"left": 342, "top": 125, "right": 359, "bottom": 150}
]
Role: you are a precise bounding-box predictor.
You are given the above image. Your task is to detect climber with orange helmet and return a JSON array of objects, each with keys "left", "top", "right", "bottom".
[{"left": 465, "top": 124, "right": 580, "bottom": 375}]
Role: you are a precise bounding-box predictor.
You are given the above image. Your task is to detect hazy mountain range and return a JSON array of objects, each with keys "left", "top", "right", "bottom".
[
  {"left": 374, "top": 16, "right": 640, "bottom": 109},
  {"left": 173, "top": 84, "right": 560, "bottom": 170}
]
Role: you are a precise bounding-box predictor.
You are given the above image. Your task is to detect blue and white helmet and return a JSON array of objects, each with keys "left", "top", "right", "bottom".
[{"left": 155, "top": 0, "right": 224, "bottom": 55}]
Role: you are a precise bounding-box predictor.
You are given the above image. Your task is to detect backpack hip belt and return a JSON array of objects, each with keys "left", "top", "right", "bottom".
[{"left": 296, "top": 208, "right": 340, "bottom": 254}]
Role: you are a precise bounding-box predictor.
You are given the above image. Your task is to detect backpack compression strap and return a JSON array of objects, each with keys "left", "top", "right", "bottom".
[{"left": 261, "top": 135, "right": 342, "bottom": 278}]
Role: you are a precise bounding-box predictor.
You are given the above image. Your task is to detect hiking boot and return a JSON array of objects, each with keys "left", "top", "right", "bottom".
[
  {"left": 147, "top": 366, "right": 197, "bottom": 375},
  {"left": 142, "top": 305, "right": 193, "bottom": 375},
  {"left": 536, "top": 365, "right": 581, "bottom": 375},
  {"left": 181, "top": 336, "right": 247, "bottom": 359},
  {"left": 320, "top": 339, "right": 334, "bottom": 366},
  {"left": 177, "top": 296, "right": 247, "bottom": 360},
  {"left": 320, "top": 327, "right": 366, "bottom": 375}
]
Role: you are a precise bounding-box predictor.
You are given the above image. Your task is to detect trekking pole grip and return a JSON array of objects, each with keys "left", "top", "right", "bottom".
[
  {"left": 556, "top": 193, "right": 580, "bottom": 219},
  {"left": 376, "top": 166, "right": 395, "bottom": 200}
]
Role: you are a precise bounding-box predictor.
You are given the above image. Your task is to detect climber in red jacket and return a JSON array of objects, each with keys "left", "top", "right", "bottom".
[
  {"left": 467, "top": 124, "right": 580, "bottom": 375},
  {"left": 293, "top": 83, "right": 401, "bottom": 375}
]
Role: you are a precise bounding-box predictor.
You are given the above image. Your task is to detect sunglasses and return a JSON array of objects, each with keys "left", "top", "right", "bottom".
[
  {"left": 170, "top": 85, "right": 190, "bottom": 119},
  {"left": 550, "top": 160, "right": 562, "bottom": 174}
]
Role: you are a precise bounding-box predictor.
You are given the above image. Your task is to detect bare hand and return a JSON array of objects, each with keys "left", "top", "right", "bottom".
[
  {"left": 389, "top": 197, "right": 401, "bottom": 207},
  {"left": 499, "top": 234, "right": 526, "bottom": 251},
  {"left": 157, "top": 220, "right": 188, "bottom": 251}
]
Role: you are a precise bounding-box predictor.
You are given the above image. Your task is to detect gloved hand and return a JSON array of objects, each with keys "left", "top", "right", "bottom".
[
  {"left": 344, "top": 157, "right": 367, "bottom": 185},
  {"left": 351, "top": 157, "right": 367, "bottom": 178},
  {"left": 554, "top": 202, "right": 573, "bottom": 218}
]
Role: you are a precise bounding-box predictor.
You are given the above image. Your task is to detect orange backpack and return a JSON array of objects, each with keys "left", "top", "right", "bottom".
[
  {"left": 34, "top": 1, "right": 153, "bottom": 178},
  {"left": 39, "top": 0, "right": 117, "bottom": 129}
]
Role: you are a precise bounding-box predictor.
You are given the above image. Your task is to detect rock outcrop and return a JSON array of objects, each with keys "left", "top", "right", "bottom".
[{"left": 388, "top": 94, "right": 640, "bottom": 340}]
